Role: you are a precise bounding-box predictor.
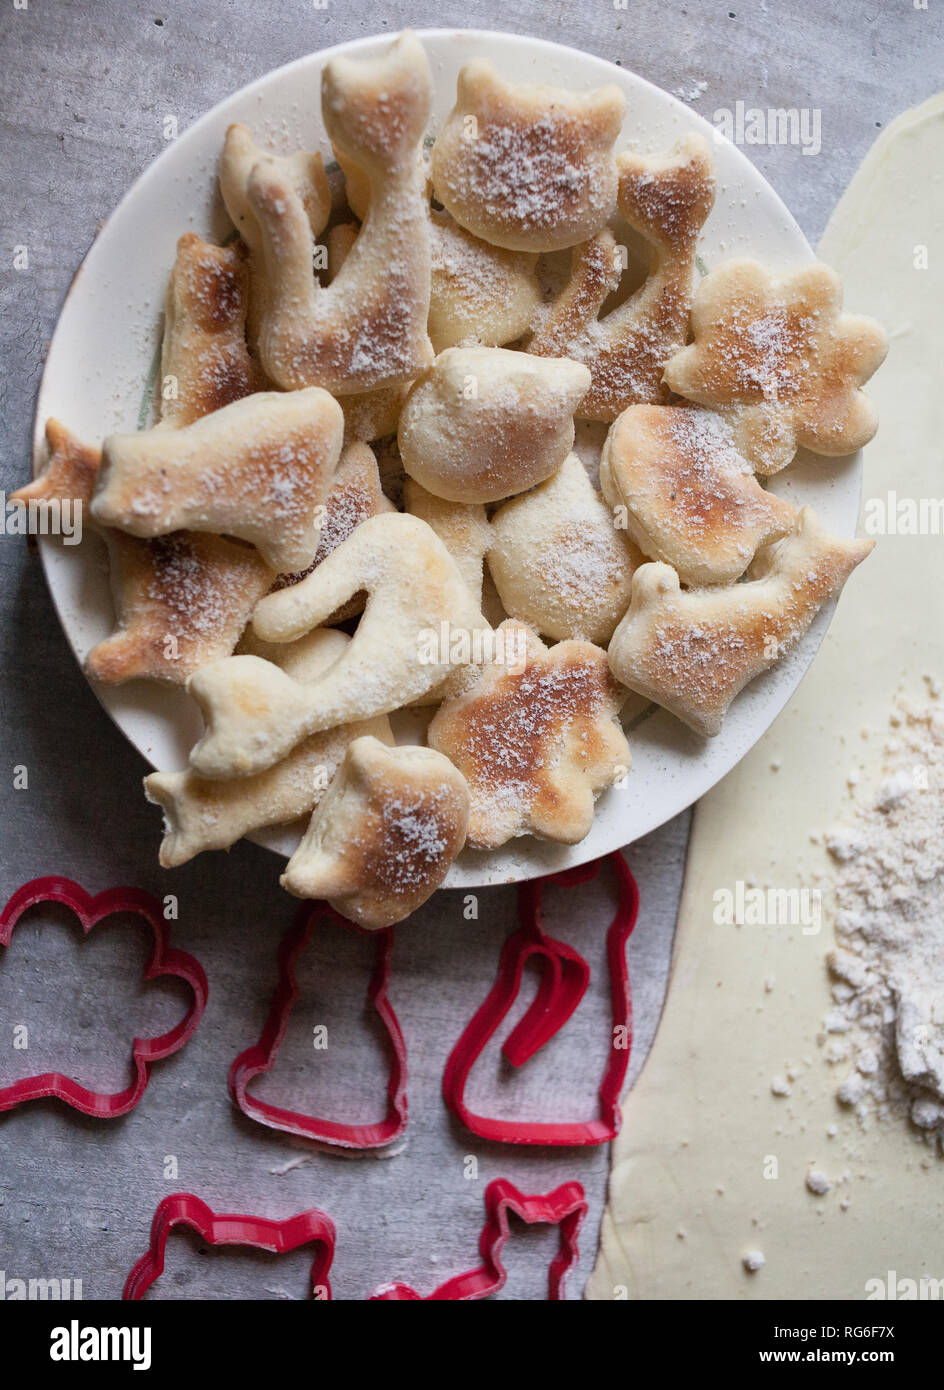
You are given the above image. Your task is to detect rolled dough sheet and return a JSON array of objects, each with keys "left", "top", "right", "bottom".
[{"left": 588, "top": 95, "right": 944, "bottom": 1300}]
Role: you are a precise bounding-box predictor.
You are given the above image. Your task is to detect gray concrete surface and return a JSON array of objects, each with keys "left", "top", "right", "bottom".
[{"left": 0, "top": 0, "right": 940, "bottom": 1301}]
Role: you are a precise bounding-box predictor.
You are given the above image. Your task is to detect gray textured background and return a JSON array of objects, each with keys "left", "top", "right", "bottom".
[{"left": 0, "top": 0, "right": 940, "bottom": 1301}]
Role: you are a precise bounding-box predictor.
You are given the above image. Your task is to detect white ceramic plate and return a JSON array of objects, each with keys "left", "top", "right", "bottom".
[{"left": 33, "top": 27, "right": 861, "bottom": 888}]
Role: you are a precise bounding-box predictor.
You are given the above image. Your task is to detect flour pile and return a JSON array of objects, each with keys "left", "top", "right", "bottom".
[{"left": 823, "top": 697, "right": 944, "bottom": 1148}]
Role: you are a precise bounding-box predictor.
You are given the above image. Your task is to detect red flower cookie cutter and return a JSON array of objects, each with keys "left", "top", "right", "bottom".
[
  {"left": 0, "top": 876, "right": 208, "bottom": 1118},
  {"left": 442, "top": 852, "right": 639, "bottom": 1146},
  {"left": 229, "top": 901, "right": 407, "bottom": 1150},
  {"left": 371, "top": 1177, "right": 588, "bottom": 1300},
  {"left": 123, "top": 1193, "right": 336, "bottom": 1300}
]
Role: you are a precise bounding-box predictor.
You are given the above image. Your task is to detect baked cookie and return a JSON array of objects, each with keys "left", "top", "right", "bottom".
[
  {"left": 607, "top": 508, "right": 874, "bottom": 736},
  {"left": 248, "top": 31, "right": 434, "bottom": 393},
  {"left": 529, "top": 134, "right": 716, "bottom": 420},
  {"left": 404, "top": 478, "right": 490, "bottom": 607},
  {"left": 272, "top": 440, "right": 396, "bottom": 621},
  {"left": 88, "top": 530, "right": 273, "bottom": 686},
  {"left": 431, "top": 59, "right": 626, "bottom": 252},
  {"left": 14, "top": 421, "right": 273, "bottom": 685},
  {"left": 322, "top": 220, "right": 412, "bottom": 444},
  {"left": 219, "top": 123, "right": 331, "bottom": 346},
  {"left": 187, "top": 512, "right": 488, "bottom": 779},
  {"left": 398, "top": 346, "right": 591, "bottom": 503},
  {"left": 488, "top": 452, "right": 641, "bottom": 643},
  {"left": 92, "top": 388, "right": 344, "bottom": 573},
  {"left": 663, "top": 259, "right": 888, "bottom": 473},
  {"left": 428, "top": 620, "right": 630, "bottom": 848},
  {"left": 219, "top": 122, "right": 331, "bottom": 259},
  {"left": 144, "top": 629, "right": 394, "bottom": 866},
  {"left": 599, "top": 404, "right": 796, "bottom": 585},
  {"left": 159, "top": 232, "right": 266, "bottom": 427},
  {"left": 428, "top": 210, "right": 541, "bottom": 352},
  {"left": 281, "top": 737, "right": 470, "bottom": 928}
]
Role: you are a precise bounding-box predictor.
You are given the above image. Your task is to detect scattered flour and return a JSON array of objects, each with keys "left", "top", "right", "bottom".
[
  {"left": 806, "top": 1168, "right": 832, "bottom": 1196},
  {"left": 823, "top": 698, "right": 944, "bottom": 1149},
  {"left": 675, "top": 79, "right": 708, "bottom": 103}
]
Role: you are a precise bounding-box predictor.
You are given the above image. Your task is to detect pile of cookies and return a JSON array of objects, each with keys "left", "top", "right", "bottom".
[{"left": 20, "top": 31, "right": 885, "bottom": 927}]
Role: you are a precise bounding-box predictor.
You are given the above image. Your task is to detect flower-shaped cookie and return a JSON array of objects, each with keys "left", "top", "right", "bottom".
[
  {"left": 663, "top": 260, "right": 888, "bottom": 474},
  {"left": 428, "top": 622, "right": 630, "bottom": 848}
]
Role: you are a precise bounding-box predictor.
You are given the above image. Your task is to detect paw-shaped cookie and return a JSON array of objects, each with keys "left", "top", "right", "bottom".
[
  {"left": 600, "top": 404, "right": 796, "bottom": 585},
  {"left": 529, "top": 134, "right": 716, "bottom": 420},
  {"left": 663, "top": 259, "right": 888, "bottom": 473},
  {"left": 607, "top": 507, "right": 873, "bottom": 736},
  {"left": 431, "top": 59, "right": 626, "bottom": 252},
  {"left": 428, "top": 621, "right": 630, "bottom": 848},
  {"left": 281, "top": 737, "right": 470, "bottom": 928}
]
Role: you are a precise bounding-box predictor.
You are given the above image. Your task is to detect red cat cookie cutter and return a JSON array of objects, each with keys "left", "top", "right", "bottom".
[
  {"left": 229, "top": 901, "right": 407, "bottom": 1150},
  {"left": 0, "top": 876, "right": 208, "bottom": 1118},
  {"left": 371, "top": 1177, "right": 588, "bottom": 1300},
  {"left": 442, "top": 852, "right": 639, "bottom": 1146},
  {"left": 123, "top": 1193, "right": 336, "bottom": 1300}
]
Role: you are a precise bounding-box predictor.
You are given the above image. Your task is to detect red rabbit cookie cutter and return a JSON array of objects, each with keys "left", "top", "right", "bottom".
[
  {"left": 371, "top": 1177, "right": 588, "bottom": 1300},
  {"left": 0, "top": 876, "right": 208, "bottom": 1118},
  {"left": 443, "top": 852, "right": 639, "bottom": 1146},
  {"left": 229, "top": 900, "right": 407, "bottom": 1150},
  {"left": 123, "top": 1193, "right": 336, "bottom": 1300}
]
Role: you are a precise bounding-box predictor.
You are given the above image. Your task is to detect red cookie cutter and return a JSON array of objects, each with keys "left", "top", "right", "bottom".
[
  {"left": 371, "top": 1177, "right": 588, "bottom": 1300},
  {"left": 0, "top": 876, "right": 208, "bottom": 1118},
  {"left": 229, "top": 901, "right": 407, "bottom": 1150},
  {"left": 442, "top": 852, "right": 639, "bottom": 1146},
  {"left": 123, "top": 1193, "right": 336, "bottom": 1300}
]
